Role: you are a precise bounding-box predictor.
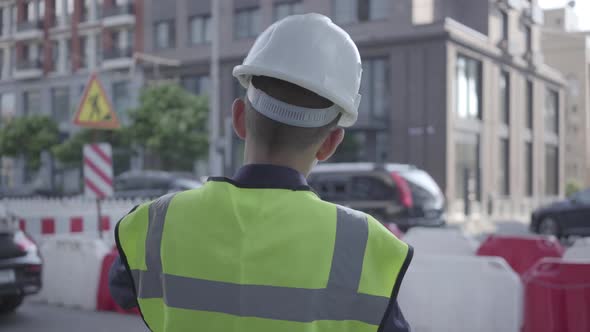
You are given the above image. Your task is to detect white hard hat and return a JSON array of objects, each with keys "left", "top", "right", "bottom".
[{"left": 233, "top": 13, "right": 362, "bottom": 128}]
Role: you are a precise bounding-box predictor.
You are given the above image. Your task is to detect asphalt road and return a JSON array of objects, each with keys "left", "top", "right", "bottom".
[{"left": 0, "top": 302, "right": 148, "bottom": 332}]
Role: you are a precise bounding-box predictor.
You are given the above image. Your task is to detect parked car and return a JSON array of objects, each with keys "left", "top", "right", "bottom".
[
  {"left": 308, "top": 163, "right": 446, "bottom": 231},
  {"left": 114, "top": 170, "right": 202, "bottom": 199},
  {"left": 0, "top": 207, "right": 42, "bottom": 314},
  {"left": 531, "top": 188, "right": 590, "bottom": 238}
]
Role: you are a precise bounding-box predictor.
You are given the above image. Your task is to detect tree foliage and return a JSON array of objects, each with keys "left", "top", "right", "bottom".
[
  {"left": 52, "top": 129, "right": 132, "bottom": 174},
  {"left": 128, "top": 84, "right": 209, "bottom": 171},
  {"left": 0, "top": 115, "right": 60, "bottom": 172}
]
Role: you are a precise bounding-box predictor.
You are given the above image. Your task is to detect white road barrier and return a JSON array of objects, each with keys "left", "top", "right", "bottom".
[
  {"left": 34, "top": 235, "right": 110, "bottom": 310},
  {"left": 403, "top": 227, "right": 479, "bottom": 256},
  {"left": 398, "top": 255, "right": 522, "bottom": 332},
  {"left": 564, "top": 237, "right": 590, "bottom": 260}
]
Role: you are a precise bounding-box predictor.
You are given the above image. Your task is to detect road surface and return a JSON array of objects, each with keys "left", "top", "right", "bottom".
[{"left": 0, "top": 302, "right": 148, "bottom": 332}]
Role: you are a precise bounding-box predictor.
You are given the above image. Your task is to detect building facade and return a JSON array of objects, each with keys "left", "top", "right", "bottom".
[
  {"left": 143, "top": 0, "right": 565, "bottom": 220},
  {"left": 542, "top": 6, "right": 590, "bottom": 189},
  {"left": 0, "top": 0, "right": 144, "bottom": 191}
]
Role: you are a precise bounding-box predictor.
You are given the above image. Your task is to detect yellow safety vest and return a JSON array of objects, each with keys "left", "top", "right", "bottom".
[{"left": 116, "top": 179, "right": 412, "bottom": 332}]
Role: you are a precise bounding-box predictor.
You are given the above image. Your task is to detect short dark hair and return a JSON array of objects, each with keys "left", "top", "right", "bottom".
[{"left": 245, "top": 76, "right": 340, "bottom": 154}]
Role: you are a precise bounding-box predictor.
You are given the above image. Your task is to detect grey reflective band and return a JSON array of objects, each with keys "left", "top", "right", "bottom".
[
  {"left": 134, "top": 203, "right": 388, "bottom": 325},
  {"left": 247, "top": 85, "right": 341, "bottom": 128}
]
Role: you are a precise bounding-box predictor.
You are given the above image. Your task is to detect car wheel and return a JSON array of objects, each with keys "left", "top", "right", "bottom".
[
  {"left": 0, "top": 295, "right": 24, "bottom": 314},
  {"left": 538, "top": 217, "right": 560, "bottom": 237}
]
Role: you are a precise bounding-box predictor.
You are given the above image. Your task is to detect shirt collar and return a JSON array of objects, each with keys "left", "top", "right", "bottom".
[{"left": 230, "top": 164, "right": 309, "bottom": 189}]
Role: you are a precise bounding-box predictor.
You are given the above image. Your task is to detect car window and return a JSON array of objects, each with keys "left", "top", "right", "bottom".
[
  {"left": 350, "top": 176, "right": 395, "bottom": 200},
  {"left": 308, "top": 175, "right": 350, "bottom": 201},
  {"left": 399, "top": 170, "right": 442, "bottom": 204},
  {"left": 115, "top": 175, "right": 145, "bottom": 191},
  {"left": 574, "top": 189, "right": 590, "bottom": 204}
]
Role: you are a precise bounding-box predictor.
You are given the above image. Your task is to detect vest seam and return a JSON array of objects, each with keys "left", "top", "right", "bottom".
[
  {"left": 377, "top": 245, "right": 414, "bottom": 332},
  {"left": 115, "top": 206, "right": 154, "bottom": 332}
]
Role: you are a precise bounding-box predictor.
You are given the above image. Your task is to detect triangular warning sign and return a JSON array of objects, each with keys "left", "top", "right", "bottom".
[{"left": 73, "top": 73, "right": 121, "bottom": 129}]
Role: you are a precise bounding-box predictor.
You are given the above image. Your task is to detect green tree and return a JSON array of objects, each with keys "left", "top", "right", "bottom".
[
  {"left": 566, "top": 180, "right": 582, "bottom": 197},
  {"left": 0, "top": 115, "right": 60, "bottom": 172},
  {"left": 52, "top": 129, "right": 132, "bottom": 175},
  {"left": 128, "top": 84, "right": 208, "bottom": 171}
]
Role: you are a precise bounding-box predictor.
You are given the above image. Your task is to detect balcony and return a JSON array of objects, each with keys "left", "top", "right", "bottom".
[
  {"left": 14, "top": 21, "right": 43, "bottom": 40},
  {"left": 102, "top": 4, "right": 135, "bottom": 27},
  {"left": 102, "top": 47, "right": 133, "bottom": 70},
  {"left": 13, "top": 59, "right": 43, "bottom": 80}
]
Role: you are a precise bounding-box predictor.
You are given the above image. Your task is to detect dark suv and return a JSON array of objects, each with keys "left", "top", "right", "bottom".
[
  {"left": 308, "top": 163, "right": 445, "bottom": 231},
  {"left": 0, "top": 209, "right": 42, "bottom": 313},
  {"left": 114, "top": 171, "right": 202, "bottom": 199}
]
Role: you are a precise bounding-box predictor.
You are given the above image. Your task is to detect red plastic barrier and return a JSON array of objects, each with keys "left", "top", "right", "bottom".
[
  {"left": 522, "top": 258, "right": 590, "bottom": 332},
  {"left": 384, "top": 222, "right": 404, "bottom": 238},
  {"left": 96, "top": 247, "right": 140, "bottom": 315},
  {"left": 476, "top": 235, "right": 564, "bottom": 276}
]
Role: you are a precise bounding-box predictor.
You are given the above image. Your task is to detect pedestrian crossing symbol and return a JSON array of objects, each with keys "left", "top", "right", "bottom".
[{"left": 73, "top": 73, "right": 120, "bottom": 129}]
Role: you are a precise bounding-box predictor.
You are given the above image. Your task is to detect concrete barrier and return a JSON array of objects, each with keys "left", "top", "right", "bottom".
[
  {"left": 34, "top": 235, "right": 110, "bottom": 310},
  {"left": 403, "top": 227, "right": 479, "bottom": 256},
  {"left": 398, "top": 255, "right": 523, "bottom": 332}
]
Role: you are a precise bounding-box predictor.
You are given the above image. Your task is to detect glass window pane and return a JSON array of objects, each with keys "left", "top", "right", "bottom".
[
  {"left": 23, "top": 89, "right": 41, "bottom": 115},
  {"left": 500, "top": 71, "right": 510, "bottom": 125},
  {"left": 369, "top": 0, "right": 389, "bottom": 20},
  {"left": 454, "top": 134, "right": 480, "bottom": 200},
  {"left": 204, "top": 16, "right": 212, "bottom": 43},
  {"left": 274, "top": 4, "right": 291, "bottom": 21},
  {"left": 545, "top": 145, "right": 559, "bottom": 195},
  {"left": 526, "top": 80, "right": 533, "bottom": 129},
  {"left": 113, "top": 81, "right": 130, "bottom": 120},
  {"left": 51, "top": 87, "right": 70, "bottom": 123},
  {"left": 498, "top": 138, "right": 510, "bottom": 195},
  {"left": 455, "top": 54, "right": 481, "bottom": 120},
  {"left": 190, "top": 17, "right": 203, "bottom": 44},
  {"left": 545, "top": 88, "right": 558, "bottom": 134},
  {"left": 332, "top": 0, "right": 356, "bottom": 24},
  {"left": 525, "top": 142, "right": 533, "bottom": 196},
  {"left": 372, "top": 59, "right": 388, "bottom": 120},
  {"left": 251, "top": 8, "right": 261, "bottom": 36}
]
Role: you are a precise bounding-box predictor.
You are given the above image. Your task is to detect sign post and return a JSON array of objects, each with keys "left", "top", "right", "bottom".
[{"left": 73, "top": 73, "right": 120, "bottom": 238}]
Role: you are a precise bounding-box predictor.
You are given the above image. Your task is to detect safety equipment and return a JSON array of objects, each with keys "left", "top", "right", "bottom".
[
  {"left": 233, "top": 13, "right": 362, "bottom": 128},
  {"left": 246, "top": 85, "right": 342, "bottom": 128},
  {"left": 117, "top": 180, "right": 411, "bottom": 332}
]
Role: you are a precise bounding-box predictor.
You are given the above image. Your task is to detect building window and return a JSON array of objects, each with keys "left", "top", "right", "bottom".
[
  {"left": 182, "top": 75, "right": 210, "bottom": 96},
  {"left": 24, "top": 0, "right": 35, "bottom": 22},
  {"left": 23, "top": 89, "right": 41, "bottom": 115},
  {"left": 79, "top": 35, "right": 89, "bottom": 68},
  {"left": 332, "top": 0, "right": 388, "bottom": 24},
  {"left": 525, "top": 142, "right": 533, "bottom": 196},
  {"left": 112, "top": 81, "right": 130, "bottom": 119},
  {"left": 51, "top": 87, "right": 70, "bottom": 123},
  {"left": 456, "top": 55, "right": 482, "bottom": 120},
  {"left": 65, "top": 37, "right": 71, "bottom": 71},
  {"left": 154, "top": 20, "right": 175, "bottom": 49},
  {"left": 525, "top": 25, "right": 532, "bottom": 53},
  {"left": 500, "top": 71, "right": 510, "bottom": 125},
  {"left": 66, "top": 0, "right": 74, "bottom": 22},
  {"left": 545, "top": 145, "right": 558, "bottom": 195},
  {"left": 81, "top": 0, "right": 91, "bottom": 22},
  {"left": 51, "top": 40, "right": 59, "bottom": 72},
  {"left": 359, "top": 58, "right": 389, "bottom": 122},
  {"left": 233, "top": 79, "right": 246, "bottom": 100},
  {"left": 189, "top": 15, "right": 211, "bottom": 45},
  {"left": 500, "top": 10, "right": 508, "bottom": 42},
  {"left": 0, "top": 93, "right": 15, "bottom": 125},
  {"left": 545, "top": 88, "right": 559, "bottom": 134},
  {"left": 454, "top": 134, "right": 480, "bottom": 201},
  {"left": 526, "top": 80, "right": 533, "bottom": 129},
  {"left": 234, "top": 7, "right": 261, "bottom": 39},
  {"left": 96, "top": 32, "right": 102, "bottom": 64},
  {"left": 274, "top": 1, "right": 303, "bottom": 21},
  {"left": 0, "top": 8, "right": 4, "bottom": 36},
  {"left": 498, "top": 138, "right": 510, "bottom": 196}
]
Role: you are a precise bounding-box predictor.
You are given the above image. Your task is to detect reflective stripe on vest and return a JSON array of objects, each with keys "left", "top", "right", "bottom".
[{"left": 130, "top": 194, "right": 389, "bottom": 325}]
